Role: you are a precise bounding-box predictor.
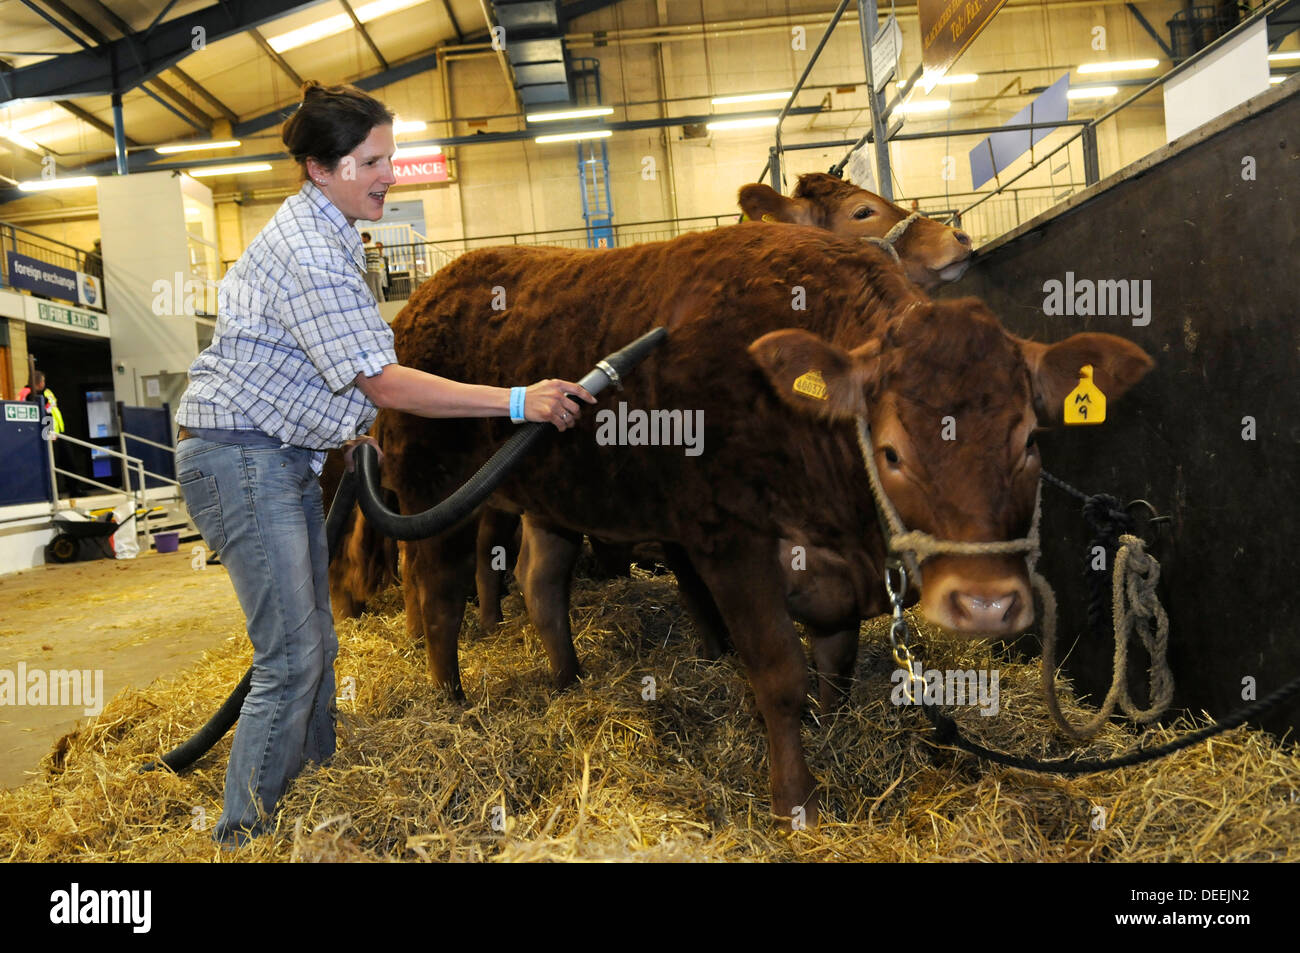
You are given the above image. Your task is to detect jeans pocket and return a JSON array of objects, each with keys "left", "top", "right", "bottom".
[{"left": 180, "top": 471, "right": 228, "bottom": 554}]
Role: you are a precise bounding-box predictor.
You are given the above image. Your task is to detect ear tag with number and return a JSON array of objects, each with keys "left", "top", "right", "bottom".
[
  {"left": 793, "top": 369, "right": 828, "bottom": 401},
  {"left": 761, "top": 213, "right": 776, "bottom": 223},
  {"left": 1064, "top": 364, "right": 1106, "bottom": 425}
]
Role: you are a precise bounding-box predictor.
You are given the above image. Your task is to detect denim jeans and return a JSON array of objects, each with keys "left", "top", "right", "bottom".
[{"left": 175, "top": 437, "right": 337, "bottom": 845}]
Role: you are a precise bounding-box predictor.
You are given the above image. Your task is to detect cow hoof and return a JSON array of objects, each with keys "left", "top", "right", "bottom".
[{"left": 775, "top": 794, "right": 820, "bottom": 831}]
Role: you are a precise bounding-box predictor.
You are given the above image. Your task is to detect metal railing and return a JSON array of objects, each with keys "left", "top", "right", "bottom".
[
  {"left": 374, "top": 212, "right": 740, "bottom": 302},
  {"left": 46, "top": 432, "right": 151, "bottom": 547},
  {"left": 0, "top": 222, "right": 103, "bottom": 306},
  {"left": 947, "top": 0, "right": 1290, "bottom": 236}
]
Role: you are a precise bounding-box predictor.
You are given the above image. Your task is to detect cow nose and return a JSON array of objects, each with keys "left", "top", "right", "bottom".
[
  {"left": 953, "top": 230, "right": 972, "bottom": 247},
  {"left": 949, "top": 589, "right": 1022, "bottom": 632}
]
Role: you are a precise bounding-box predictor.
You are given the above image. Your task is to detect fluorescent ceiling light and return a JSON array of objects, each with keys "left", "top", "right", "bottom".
[
  {"left": 393, "top": 119, "right": 427, "bottom": 134},
  {"left": 267, "top": 0, "right": 424, "bottom": 52},
  {"left": 534, "top": 129, "right": 613, "bottom": 143},
  {"left": 527, "top": 107, "right": 614, "bottom": 122},
  {"left": 1267, "top": 51, "right": 1300, "bottom": 61},
  {"left": 1067, "top": 86, "right": 1119, "bottom": 99},
  {"left": 185, "top": 162, "right": 273, "bottom": 177},
  {"left": 1270, "top": 75, "right": 1286, "bottom": 84},
  {"left": 1077, "top": 58, "right": 1159, "bottom": 74},
  {"left": 7, "top": 108, "right": 62, "bottom": 133},
  {"left": 0, "top": 173, "right": 18, "bottom": 187},
  {"left": 896, "top": 100, "right": 951, "bottom": 114},
  {"left": 897, "top": 74, "right": 977, "bottom": 90},
  {"left": 0, "top": 128, "right": 42, "bottom": 152},
  {"left": 269, "top": 14, "right": 351, "bottom": 52},
  {"left": 155, "top": 139, "right": 241, "bottom": 154},
  {"left": 393, "top": 145, "right": 443, "bottom": 158},
  {"left": 710, "top": 91, "right": 792, "bottom": 105},
  {"left": 706, "top": 116, "right": 780, "bottom": 130},
  {"left": 17, "top": 176, "right": 98, "bottom": 191}
]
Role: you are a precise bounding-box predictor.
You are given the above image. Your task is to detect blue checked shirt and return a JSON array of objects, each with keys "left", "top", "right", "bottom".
[{"left": 176, "top": 181, "right": 397, "bottom": 473}]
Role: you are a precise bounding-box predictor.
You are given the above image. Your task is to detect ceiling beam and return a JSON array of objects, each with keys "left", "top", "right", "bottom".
[
  {"left": 17, "top": 0, "right": 94, "bottom": 50},
  {"left": 147, "top": 75, "right": 215, "bottom": 130},
  {"left": 2, "top": 0, "right": 318, "bottom": 103},
  {"left": 440, "top": 0, "right": 465, "bottom": 42},
  {"left": 55, "top": 98, "right": 142, "bottom": 147},
  {"left": 248, "top": 27, "right": 305, "bottom": 88},
  {"left": 167, "top": 65, "right": 239, "bottom": 124},
  {"left": 340, "top": 0, "right": 390, "bottom": 71}
]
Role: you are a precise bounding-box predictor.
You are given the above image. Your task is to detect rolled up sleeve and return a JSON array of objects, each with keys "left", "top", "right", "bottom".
[{"left": 284, "top": 248, "right": 398, "bottom": 393}]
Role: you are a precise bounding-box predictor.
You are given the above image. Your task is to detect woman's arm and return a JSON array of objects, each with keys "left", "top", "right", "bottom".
[{"left": 354, "top": 363, "right": 595, "bottom": 430}]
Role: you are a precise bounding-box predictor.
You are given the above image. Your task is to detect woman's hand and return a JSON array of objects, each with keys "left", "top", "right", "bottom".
[
  {"left": 525, "top": 379, "right": 597, "bottom": 431},
  {"left": 343, "top": 435, "right": 383, "bottom": 472}
]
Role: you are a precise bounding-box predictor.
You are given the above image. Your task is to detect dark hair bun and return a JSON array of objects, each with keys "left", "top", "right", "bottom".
[{"left": 300, "top": 80, "right": 326, "bottom": 102}]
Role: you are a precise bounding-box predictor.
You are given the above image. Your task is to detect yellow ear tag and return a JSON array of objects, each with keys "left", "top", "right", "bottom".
[
  {"left": 793, "top": 369, "right": 829, "bottom": 401},
  {"left": 1064, "top": 364, "right": 1106, "bottom": 425},
  {"left": 761, "top": 213, "right": 776, "bottom": 223}
]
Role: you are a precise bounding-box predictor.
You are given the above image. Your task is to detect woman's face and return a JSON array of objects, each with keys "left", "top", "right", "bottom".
[{"left": 308, "top": 123, "right": 397, "bottom": 225}]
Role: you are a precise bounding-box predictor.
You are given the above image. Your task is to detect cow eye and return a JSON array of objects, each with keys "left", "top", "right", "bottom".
[
  {"left": 1025, "top": 432, "right": 1036, "bottom": 450},
  {"left": 882, "top": 446, "right": 900, "bottom": 466},
  {"left": 852, "top": 206, "right": 873, "bottom": 220}
]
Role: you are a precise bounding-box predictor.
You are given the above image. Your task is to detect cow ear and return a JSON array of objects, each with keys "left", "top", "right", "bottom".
[
  {"left": 749, "top": 329, "right": 880, "bottom": 421},
  {"left": 1017, "top": 333, "right": 1154, "bottom": 425},
  {"left": 737, "top": 183, "right": 816, "bottom": 226}
]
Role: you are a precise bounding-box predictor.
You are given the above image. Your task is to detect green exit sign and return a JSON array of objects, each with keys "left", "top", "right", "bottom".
[{"left": 5, "top": 404, "right": 39, "bottom": 423}]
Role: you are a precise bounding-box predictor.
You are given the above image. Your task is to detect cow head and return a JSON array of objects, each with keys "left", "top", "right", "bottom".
[
  {"left": 748, "top": 298, "right": 1154, "bottom": 636},
  {"left": 738, "top": 173, "right": 973, "bottom": 291}
]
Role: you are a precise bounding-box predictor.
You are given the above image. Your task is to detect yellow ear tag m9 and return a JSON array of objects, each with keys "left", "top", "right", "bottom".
[
  {"left": 793, "top": 369, "right": 829, "bottom": 401},
  {"left": 1064, "top": 364, "right": 1106, "bottom": 425},
  {"left": 761, "top": 213, "right": 776, "bottom": 223}
]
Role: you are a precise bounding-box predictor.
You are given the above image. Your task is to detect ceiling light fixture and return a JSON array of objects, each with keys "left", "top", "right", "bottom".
[
  {"left": 155, "top": 139, "right": 242, "bottom": 154},
  {"left": 534, "top": 129, "right": 614, "bottom": 143},
  {"left": 185, "top": 162, "right": 273, "bottom": 177},
  {"left": 527, "top": 107, "right": 614, "bottom": 122}
]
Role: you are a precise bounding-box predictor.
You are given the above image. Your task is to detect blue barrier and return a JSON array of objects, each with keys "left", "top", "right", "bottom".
[{"left": 0, "top": 400, "right": 53, "bottom": 506}]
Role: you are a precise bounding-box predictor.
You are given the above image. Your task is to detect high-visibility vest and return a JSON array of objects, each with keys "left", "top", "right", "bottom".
[{"left": 43, "top": 388, "right": 65, "bottom": 434}]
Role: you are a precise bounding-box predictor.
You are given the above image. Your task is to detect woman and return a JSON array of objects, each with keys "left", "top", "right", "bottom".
[{"left": 175, "top": 81, "right": 594, "bottom": 846}]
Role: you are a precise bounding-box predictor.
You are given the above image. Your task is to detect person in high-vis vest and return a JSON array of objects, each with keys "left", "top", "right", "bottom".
[{"left": 18, "top": 372, "right": 65, "bottom": 434}]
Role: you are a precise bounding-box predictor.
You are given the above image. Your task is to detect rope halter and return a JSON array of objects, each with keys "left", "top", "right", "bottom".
[{"left": 862, "top": 211, "right": 921, "bottom": 266}]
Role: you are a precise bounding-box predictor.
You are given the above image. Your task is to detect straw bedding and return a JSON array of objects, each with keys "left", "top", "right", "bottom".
[{"left": 1, "top": 567, "right": 1295, "bottom": 862}]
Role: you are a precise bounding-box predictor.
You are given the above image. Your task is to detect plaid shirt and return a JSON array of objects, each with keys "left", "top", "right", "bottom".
[{"left": 177, "top": 181, "right": 397, "bottom": 473}]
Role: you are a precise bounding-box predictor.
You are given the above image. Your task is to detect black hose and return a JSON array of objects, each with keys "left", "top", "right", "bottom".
[
  {"left": 140, "top": 327, "right": 668, "bottom": 774},
  {"left": 354, "top": 327, "right": 667, "bottom": 539}
]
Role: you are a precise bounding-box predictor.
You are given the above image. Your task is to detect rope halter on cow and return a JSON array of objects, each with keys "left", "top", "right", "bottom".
[
  {"left": 862, "top": 211, "right": 921, "bottom": 265},
  {"left": 853, "top": 415, "right": 1173, "bottom": 739}
]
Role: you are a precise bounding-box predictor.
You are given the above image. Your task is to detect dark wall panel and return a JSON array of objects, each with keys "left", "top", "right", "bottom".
[{"left": 940, "top": 88, "right": 1300, "bottom": 734}]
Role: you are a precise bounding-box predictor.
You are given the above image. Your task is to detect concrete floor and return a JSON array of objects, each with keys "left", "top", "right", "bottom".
[{"left": 0, "top": 549, "right": 245, "bottom": 789}]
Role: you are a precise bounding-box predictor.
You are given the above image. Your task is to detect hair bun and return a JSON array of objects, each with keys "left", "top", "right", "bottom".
[{"left": 300, "top": 80, "right": 325, "bottom": 102}]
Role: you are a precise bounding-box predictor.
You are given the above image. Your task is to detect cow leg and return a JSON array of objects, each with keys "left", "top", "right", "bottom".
[
  {"left": 475, "top": 508, "right": 520, "bottom": 632},
  {"left": 811, "top": 626, "right": 859, "bottom": 714},
  {"left": 661, "top": 542, "right": 732, "bottom": 659},
  {"left": 516, "top": 516, "right": 583, "bottom": 688},
  {"left": 402, "top": 522, "right": 477, "bottom": 700},
  {"left": 687, "top": 543, "right": 817, "bottom": 827}
]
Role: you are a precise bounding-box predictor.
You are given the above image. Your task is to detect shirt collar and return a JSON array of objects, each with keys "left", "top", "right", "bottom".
[{"left": 301, "top": 180, "right": 365, "bottom": 270}]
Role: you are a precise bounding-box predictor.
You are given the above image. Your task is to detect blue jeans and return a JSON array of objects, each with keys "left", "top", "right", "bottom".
[{"left": 175, "top": 437, "right": 337, "bottom": 845}]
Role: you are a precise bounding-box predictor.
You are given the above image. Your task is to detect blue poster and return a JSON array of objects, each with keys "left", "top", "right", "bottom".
[
  {"left": 970, "top": 73, "right": 1070, "bottom": 189},
  {"left": 6, "top": 251, "right": 79, "bottom": 304}
]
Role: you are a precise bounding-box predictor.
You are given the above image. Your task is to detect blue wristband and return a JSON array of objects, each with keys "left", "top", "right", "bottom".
[{"left": 510, "top": 386, "right": 527, "bottom": 423}]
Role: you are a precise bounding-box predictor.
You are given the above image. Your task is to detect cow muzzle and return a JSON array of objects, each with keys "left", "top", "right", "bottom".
[{"left": 919, "top": 556, "right": 1035, "bottom": 636}]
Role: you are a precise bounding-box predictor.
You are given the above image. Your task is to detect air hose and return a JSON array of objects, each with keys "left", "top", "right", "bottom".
[{"left": 141, "top": 328, "right": 667, "bottom": 774}]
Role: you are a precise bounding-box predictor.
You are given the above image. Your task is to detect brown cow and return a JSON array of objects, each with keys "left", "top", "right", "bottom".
[
  {"left": 738, "top": 173, "right": 973, "bottom": 290},
  {"left": 377, "top": 224, "right": 1152, "bottom": 824},
  {"left": 330, "top": 174, "right": 971, "bottom": 622}
]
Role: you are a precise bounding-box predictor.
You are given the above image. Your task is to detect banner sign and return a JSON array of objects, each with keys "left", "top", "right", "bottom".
[
  {"left": 871, "top": 16, "right": 903, "bottom": 93},
  {"left": 969, "top": 73, "right": 1069, "bottom": 189},
  {"left": 918, "top": 0, "right": 1009, "bottom": 86},
  {"left": 6, "top": 251, "right": 78, "bottom": 304},
  {"left": 392, "top": 154, "right": 449, "bottom": 186}
]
